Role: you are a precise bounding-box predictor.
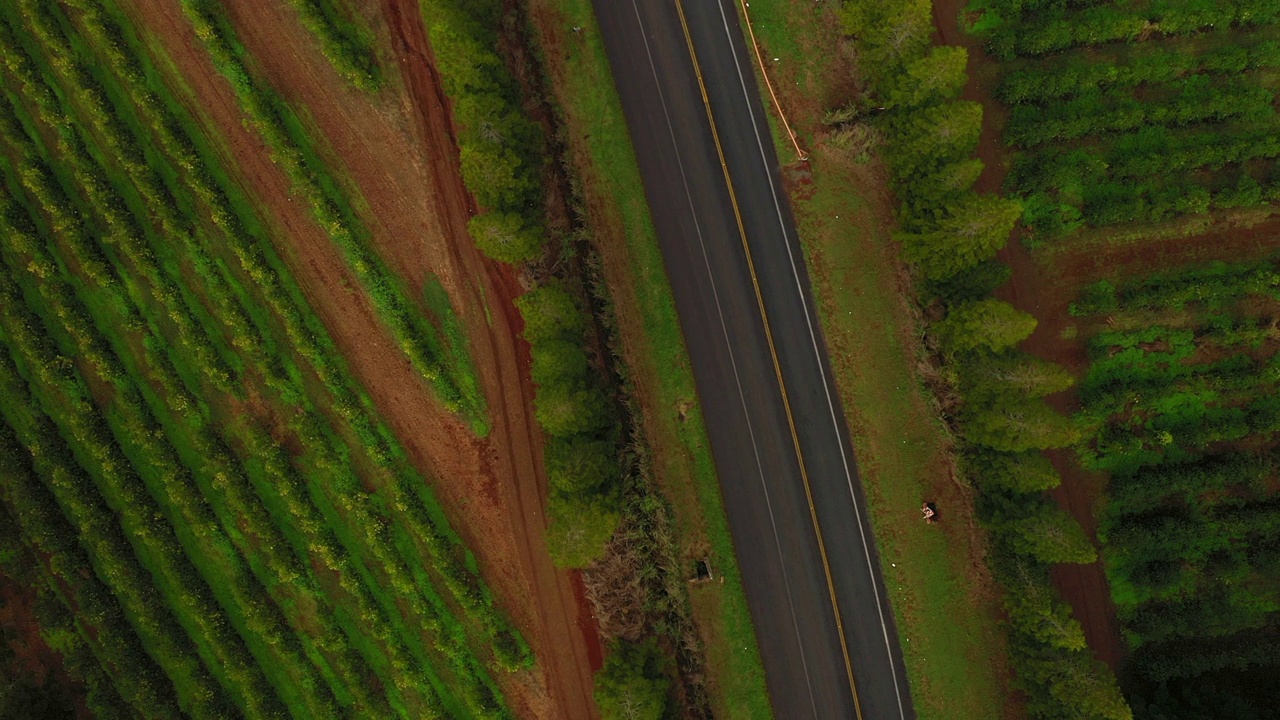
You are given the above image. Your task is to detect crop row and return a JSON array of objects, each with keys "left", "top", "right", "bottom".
[
  {"left": 2, "top": 0, "right": 524, "bottom": 707},
  {"left": 997, "top": 32, "right": 1280, "bottom": 105},
  {"left": 80, "top": 0, "right": 528, "bottom": 680},
  {"left": 1074, "top": 274, "right": 1280, "bottom": 707},
  {"left": 977, "top": 0, "right": 1280, "bottom": 60},
  {"left": 286, "top": 0, "right": 381, "bottom": 90},
  {"left": 1004, "top": 74, "right": 1275, "bottom": 148},
  {"left": 0, "top": 13, "right": 378, "bottom": 713}
]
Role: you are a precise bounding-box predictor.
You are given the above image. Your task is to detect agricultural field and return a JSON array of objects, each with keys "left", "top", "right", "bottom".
[
  {"left": 0, "top": 0, "right": 703, "bottom": 716},
  {"left": 1072, "top": 263, "right": 1280, "bottom": 716},
  {"left": 0, "top": 0, "right": 535, "bottom": 716}
]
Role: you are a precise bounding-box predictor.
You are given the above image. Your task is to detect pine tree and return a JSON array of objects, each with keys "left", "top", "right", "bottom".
[
  {"left": 1007, "top": 501, "right": 1098, "bottom": 565},
  {"left": 933, "top": 298, "right": 1037, "bottom": 355},
  {"left": 965, "top": 397, "right": 1079, "bottom": 451}
]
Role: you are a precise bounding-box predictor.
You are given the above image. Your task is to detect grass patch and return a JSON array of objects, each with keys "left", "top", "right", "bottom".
[
  {"left": 794, "top": 153, "right": 1008, "bottom": 719},
  {"left": 523, "top": 1, "right": 772, "bottom": 716}
]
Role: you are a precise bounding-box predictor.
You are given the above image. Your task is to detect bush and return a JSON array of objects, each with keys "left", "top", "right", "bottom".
[
  {"left": 594, "top": 638, "right": 671, "bottom": 720},
  {"left": 546, "top": 495, "right": 619, "bottom": 568},
  {"left": 534, "top": 379, "right": 612, "bottom": 438},
  {"left": 516, "top": 282, "right": 587, "bottom": 344},
  {"left": 545, "top": 435, "right": 619, "bottom": 495},
  {"left": 468, "top": 211, "right": 545, "bottom": 264}
]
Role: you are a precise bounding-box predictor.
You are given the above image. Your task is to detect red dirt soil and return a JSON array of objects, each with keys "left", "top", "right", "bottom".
[{"left": 120, "top": 1, "right": 600, "bottom": 717}]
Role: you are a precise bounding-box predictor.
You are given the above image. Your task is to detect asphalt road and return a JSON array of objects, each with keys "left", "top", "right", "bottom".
[{"left": 591, "top": 1, "right": 915, "bottom": 718}]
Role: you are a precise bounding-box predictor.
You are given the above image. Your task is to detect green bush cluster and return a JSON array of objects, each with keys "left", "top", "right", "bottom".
[
  {"left": 420, "top": 0, "right": 546, "bottom": 264},
  {"left": 841, "top": 2, "right": 1129, "bottom": 716},
  {"left": 841, "top": 0, "right": 1021, "bottom": 284},
  {"left": 287, "top": 0, "right": 381, "bottom": 90},
  {"left": 1074, "top": 265, "right": 1280, "bottom": 715},
  {"left": 969, "top": 0, "right": 1280, "bottom": 239},
  {"left": 517, "top": 283, "right": 622, "bottom": 568},
  {"left": 593, "top": 638, "right": 672, "bottom": 720},
  {"left": 0, "top": 0, "right": 530, "bottom": 714}
]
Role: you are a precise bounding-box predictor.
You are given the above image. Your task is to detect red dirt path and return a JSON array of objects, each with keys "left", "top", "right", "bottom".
[{"left": 121, "top": 1, "right": 601, "bottom": 717}]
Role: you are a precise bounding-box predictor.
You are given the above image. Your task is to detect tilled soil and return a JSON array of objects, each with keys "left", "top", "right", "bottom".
[{"left": 120, "top": 0, "right": 600, "bottom": 717}]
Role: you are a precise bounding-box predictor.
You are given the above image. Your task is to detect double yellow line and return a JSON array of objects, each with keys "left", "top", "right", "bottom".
[{"left": 670, "top": 1, "right": 863, "bottom": 717}]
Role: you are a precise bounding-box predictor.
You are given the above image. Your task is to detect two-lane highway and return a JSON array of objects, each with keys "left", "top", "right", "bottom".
[{"left": 591, "top": 1, "right": 915, "bottom": 717}]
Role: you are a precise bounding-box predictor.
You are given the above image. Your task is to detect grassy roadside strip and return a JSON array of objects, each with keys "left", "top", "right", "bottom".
[
  {"left": 732, "top": 3, "right": 1013, "bottom": 718},
  {"left": 522, "top": 1, "right": 772, "bottom": 717}
]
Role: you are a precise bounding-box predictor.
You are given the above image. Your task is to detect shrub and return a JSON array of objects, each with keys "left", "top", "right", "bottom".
[
  {"left": 546, "top": 495, "right": 619, "bottom": 568},
  {"left": 593, "top": 638, "right": 671, "bottom": 720}
]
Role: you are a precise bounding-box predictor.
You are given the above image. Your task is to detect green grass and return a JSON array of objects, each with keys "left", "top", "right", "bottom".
[
  {"left": 733, "top": 3, "right": 1013, "bottom": 718},
  {"left": 525, "top": 1, "right": 773, "bottom": 716}
]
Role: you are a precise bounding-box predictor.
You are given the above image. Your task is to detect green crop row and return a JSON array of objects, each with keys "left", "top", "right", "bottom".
[
  {"left": 175, "top": 0, "right": 488, "bottom": 433},
  {"left": 0, "top": 518, "right": 138, "bottom": 720},
  {"left": 0, "top": 14, "right": 373, "bottom": 713},
  {"left": 967, "top": 0, "right": 1280, "bottom": 239},
  {"left": 0, "top": 418, "right": 192, "bottom": 720},
  {"left": 1, "top": 0, "right": 527, "bottom": 714},
  {"left": 73, "top": 0, "right": 528, "bottom": 684},
  {"left": 972, "top": 0, "right": 1280, "bottom": 60},
  {"left": 286, "top": 0, "right": 381, "bottom": 90},
  {"left": 0, "top": 265, "right": 265, "bottom": 718}
]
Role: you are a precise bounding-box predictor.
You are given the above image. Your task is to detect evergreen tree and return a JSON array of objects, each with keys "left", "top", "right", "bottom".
[
  {"left": 1007, "top": 501, "right": 1098, "bottom": 565},
  {"left": 886, "top": 46, "right": 969, "bottom": 109},
  {"left": 934, "top": 298, "right": 1038, "bottom": 355},
  {"left": 962, "top": 351, "right": 1075, "bottom": 400},
  {"left": 965, "top": 396, "right": 1079, "bottom": 451},
  {"left": 901, "top": 193, "right": 1023, "bottom": 280},
  {"left": 968, "top": 449, "right": 1062, "bottom": 494}
]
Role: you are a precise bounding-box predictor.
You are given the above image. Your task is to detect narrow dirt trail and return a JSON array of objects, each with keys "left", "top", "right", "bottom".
[{"left": 121, "top": 0, "right": 600, "bottom": 717}]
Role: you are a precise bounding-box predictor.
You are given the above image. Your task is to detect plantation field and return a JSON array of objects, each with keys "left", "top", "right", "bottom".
[
  {"left": 969, "top": 0, "right": 1280, "bottom": 241},
  {"left": 1072, "top": 263, "right": 1280, "bottom": 717},
  {"left": 0, "top": 0, "right": 610, "bottom": 717}
]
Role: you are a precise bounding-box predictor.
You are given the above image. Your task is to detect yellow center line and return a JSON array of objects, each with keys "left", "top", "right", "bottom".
[{"left": 670, "top": 1, "right": 863, "bottom": 717}]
